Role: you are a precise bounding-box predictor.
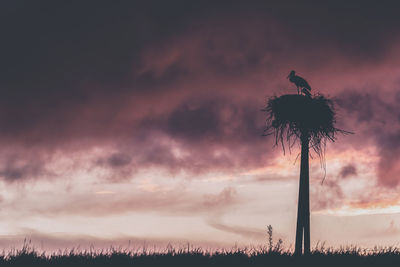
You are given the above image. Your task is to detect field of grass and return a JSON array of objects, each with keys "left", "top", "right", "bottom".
[{"left": 2, "top": 239, "right": 400, "bottom": 267}]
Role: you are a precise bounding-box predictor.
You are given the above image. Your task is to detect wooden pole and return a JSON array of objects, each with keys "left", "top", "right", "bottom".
[{"left": 295, "top": 133, "right": 310, "bottom": 255}]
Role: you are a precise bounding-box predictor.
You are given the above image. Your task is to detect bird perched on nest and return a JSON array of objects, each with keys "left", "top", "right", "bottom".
[{"left": 288, "top": 70, "right": 311, "bottom": 97}]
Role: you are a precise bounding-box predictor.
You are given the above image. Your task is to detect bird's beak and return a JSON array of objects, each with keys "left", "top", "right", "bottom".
[{"left": 287, "top": 74, "right": 290, "bottom": 79}]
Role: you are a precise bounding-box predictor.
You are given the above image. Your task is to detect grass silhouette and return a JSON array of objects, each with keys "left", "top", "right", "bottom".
[{"left": 2, "top": 232, "right": 400, "bottom": 267}]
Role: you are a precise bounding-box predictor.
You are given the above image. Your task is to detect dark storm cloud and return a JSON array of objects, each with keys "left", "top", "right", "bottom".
[
  {"left": 167, "top": 102, "right": 220, "bottom": 139},
  {"left": 115, "top": 99, "right": 271, "bottom": 176},
  {"left": 0, "top": 1, "right": 399, "bottom": 184},
  {"left": 166, "top": 99, "right": 261, "bottom": 141},
  {"left": 52, "top": 96, "right": 272, "bottom": 182},
  {"left": 0, "top": 1, "right": 395, "bottom": 108},
  {"left": 0, "top": 1, "right": 194, "bottom": 87},
  {"left": 1, "top": 1, "right": 398, "bottom": 93},
  {"left": 335, "top": 92, "right": 376, "bottom": 123}
]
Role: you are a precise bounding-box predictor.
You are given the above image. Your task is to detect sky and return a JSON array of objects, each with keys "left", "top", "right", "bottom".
[{"left": 0, "top": 1, "right": 400, "bottom": 251}]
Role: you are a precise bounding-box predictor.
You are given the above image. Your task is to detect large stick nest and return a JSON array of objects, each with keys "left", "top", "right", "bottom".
[{"left": 262, "top": 94, "right": 349, "bottom": 156}]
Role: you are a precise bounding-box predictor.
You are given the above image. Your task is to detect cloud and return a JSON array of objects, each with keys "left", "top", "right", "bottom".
[
  {"left": 7, "top": 186, "right": 241, "bottom": 218},
  {"left": 202, "top": 187, "right": 237, "bottom": 209},
  {"left": 339, "top": 164, "right": 357, "bottom": 179},
  {"left": 0, "top": 161, "right": 44, "bottom": 182},
  {"left": 335, "top": 90, "right": 400, "bottom": 186},
  {"left": 207, "top": 220, "right": 266, "bottom": 240},
  {"left": 106, "top": 153, "right": 132, "bottom": 168},
  {"left": 0, "top": 2, "right": 398, "bottom": 190},
  {"left": 375, "top": 132, "right": 400, "bottom": 187},
  {"left": 167, "top": 102, "right": 221, "bottom": 140},
  {"left": 312, "top": 179, "right": 344, "bottom": 212}
]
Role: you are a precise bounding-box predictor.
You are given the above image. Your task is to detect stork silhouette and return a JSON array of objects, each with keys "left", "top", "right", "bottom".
[{"left": 288, "top": 70, "right": 311, "bottom": 97}]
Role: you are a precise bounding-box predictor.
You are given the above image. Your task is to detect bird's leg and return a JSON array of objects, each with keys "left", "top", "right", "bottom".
[{"left": 297, "top": 87, "right": 300, "bottom": 94}]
